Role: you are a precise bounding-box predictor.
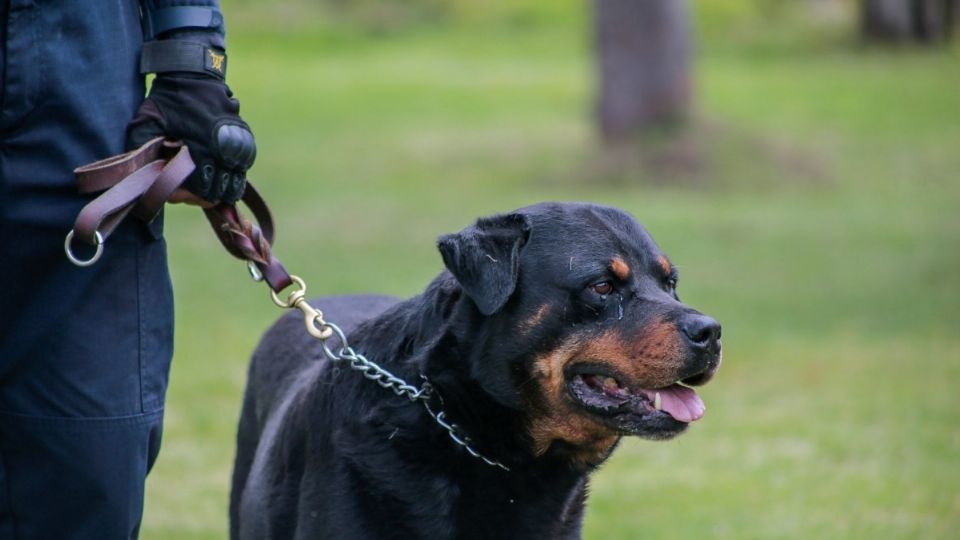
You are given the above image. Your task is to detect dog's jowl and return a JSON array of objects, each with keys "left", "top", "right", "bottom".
[{"left": 230, "top": 202, "right": 722, "bottom": 540}]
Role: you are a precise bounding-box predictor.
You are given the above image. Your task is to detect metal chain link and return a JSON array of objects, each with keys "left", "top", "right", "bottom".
[
  {"left": 318, "top": 322, "right": 430, "bottom": 402},
  {"left": 269, "top": 274, "right": 510, "bottom": 472},
  {"left": 422, "top": 399, "right": 511, "bottom": 471},
  {"left": 320, "top": 322, "right": 510, "bottom": 472}
]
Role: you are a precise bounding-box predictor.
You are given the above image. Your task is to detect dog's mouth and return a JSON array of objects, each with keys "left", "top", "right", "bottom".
[{"left": 565, "top": 365, "right": 705, "bottom": 439}]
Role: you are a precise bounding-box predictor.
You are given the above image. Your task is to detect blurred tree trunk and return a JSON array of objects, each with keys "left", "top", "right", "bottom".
[
  {"left": 861, "top": 0, "right": 958, "bottom": 43},
  {"left": 593, "top": 0, "right": 691, "bottom": 144}
]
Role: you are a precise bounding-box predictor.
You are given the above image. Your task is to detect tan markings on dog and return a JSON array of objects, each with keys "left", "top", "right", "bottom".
[
  {"left": 658, "top": 255, "right": 672, "bottom": 276},
  {"left": 525, "top": 319, "right": 686, "bottom": 461},
  {"left": 610, "top": 257, "right": 631, "bottom": 281},
  {"left": 576, "top": 324, "right": 683, "bottom": 389},
  {"left": 529, "top": 339, "right": 580, "bottom": 399},
  {"left": 526, "top": 338, "right": 618, "bottom": 463},
  {"left": 528, "top": 415, "right": 620, "bottom": 466},
  {"left": 519, "top": 304, "right": 551, "bottom": 334},
  {"left": 527, "top": 339, "right": 620, "bottom": 465}
]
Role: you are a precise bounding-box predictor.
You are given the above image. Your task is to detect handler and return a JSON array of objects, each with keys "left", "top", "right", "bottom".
[{"left": 0, "top": 1, "right": 255, "bottom": 537}]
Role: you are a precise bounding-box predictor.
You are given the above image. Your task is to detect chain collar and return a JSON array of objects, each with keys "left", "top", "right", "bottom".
[{"left": 319, "top": 323, "right": 511, "bottom": 472}]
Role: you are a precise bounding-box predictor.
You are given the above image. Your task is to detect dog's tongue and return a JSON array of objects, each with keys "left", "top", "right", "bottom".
[{"left": 655, "top": 384, "right": 705, "bottom": 423}]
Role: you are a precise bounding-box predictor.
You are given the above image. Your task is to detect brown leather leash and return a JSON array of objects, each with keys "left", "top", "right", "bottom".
[
  {"left": 65, "top": 137, "right": 332, "bottom": 339},
  {"left": 63, "top": 138, "right": 511, "bottom": 470}
]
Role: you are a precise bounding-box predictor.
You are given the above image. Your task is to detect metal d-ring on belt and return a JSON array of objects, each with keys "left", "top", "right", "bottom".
[{"left": 63, "top": 139, "right": 511, "bottom": 471}]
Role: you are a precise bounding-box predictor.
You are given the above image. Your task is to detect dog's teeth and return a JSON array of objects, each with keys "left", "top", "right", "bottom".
[{"left": 654, "top": 392, "right": 662, "bottom": 411}]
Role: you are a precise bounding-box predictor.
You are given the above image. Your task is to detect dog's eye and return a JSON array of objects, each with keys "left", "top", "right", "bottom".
[
  {"left": 666, "top": 277, "right": 678, "bottom": 290},
  {"left": 590, "top": 281, "right": 614, "bottom": 296}
]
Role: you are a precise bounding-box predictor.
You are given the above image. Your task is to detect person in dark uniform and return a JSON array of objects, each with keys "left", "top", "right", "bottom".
[{"left": 0, "top": 1, "right": 255, "bottom": 538}]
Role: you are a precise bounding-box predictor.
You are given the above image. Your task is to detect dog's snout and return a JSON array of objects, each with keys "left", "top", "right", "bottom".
[{"left": 681, "top": 314, "right": 721, "bottom": 349}]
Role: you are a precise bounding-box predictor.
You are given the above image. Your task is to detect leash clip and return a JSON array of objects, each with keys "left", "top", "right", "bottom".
[{"left": 270, "top": 275, "right": 334, "bottom": 341}]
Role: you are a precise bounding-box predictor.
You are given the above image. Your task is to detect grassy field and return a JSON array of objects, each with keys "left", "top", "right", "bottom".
[{"left": 143, "top": 2, "right": 960, "bottom": 538}]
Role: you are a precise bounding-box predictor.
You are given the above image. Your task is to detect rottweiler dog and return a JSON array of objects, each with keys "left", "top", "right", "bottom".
[{"left": 230, "top": 202, "right": 721, "bottom": 540}]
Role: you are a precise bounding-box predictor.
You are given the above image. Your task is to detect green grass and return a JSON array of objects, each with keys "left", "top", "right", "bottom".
[{"left": 143, "top": 3, "right": 960, "bottom": 538}]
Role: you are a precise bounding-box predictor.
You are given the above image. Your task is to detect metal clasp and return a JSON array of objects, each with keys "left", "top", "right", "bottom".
[
  {"left": 246, "top": 261, "right": 264, "bottom": 282},
  {"left": 270, "top": 275, "right": 333, "bottom": 340}
]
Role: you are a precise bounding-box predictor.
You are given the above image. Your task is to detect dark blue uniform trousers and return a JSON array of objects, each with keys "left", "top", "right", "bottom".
[{"left": 0, "top": 2, "right": 174, "bottom": 538}]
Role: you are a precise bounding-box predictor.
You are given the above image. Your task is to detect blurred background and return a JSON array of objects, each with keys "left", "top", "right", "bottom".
[{"left": 148, "top": 0, "right": 959, "bottom": 538}]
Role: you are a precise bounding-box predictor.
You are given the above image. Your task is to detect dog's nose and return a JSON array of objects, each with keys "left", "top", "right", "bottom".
[{"left": 681, "top": 314, "right": 721, "bottom": 350}]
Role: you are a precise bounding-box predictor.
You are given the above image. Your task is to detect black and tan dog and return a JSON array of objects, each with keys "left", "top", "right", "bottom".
[{"left": 230, "top": 202, "right": 721, "bottom": 540}]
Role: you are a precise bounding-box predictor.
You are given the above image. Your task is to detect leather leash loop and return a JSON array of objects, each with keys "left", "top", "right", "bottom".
[
  {"left": 74, "top": 137, "right": 169, "bottom": 193},
  {"left": 134, "top": 143, "right": 195, "bottom": 222},
  {"left": 73, "top": 159, "right": 166, "bottom": 245},
  {"left": 66, "top": 138, "right": 293, "bottom": 294}
]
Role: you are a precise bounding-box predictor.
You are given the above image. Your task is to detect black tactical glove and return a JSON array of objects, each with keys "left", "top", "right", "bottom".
[{"left": 126, "top": 74, "right": 256, "bottom": 204}]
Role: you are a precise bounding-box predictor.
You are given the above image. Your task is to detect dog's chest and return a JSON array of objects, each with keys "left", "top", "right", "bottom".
[{"left": 443, "top": 470, "right": 588, "bottom": 539}]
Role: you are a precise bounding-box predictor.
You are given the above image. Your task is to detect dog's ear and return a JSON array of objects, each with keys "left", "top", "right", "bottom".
[{"left": 437, "top": 213, "right": 531, "bottom": 316}]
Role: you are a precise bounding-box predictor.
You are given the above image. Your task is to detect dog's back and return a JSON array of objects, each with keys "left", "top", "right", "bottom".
[{"left": 229, "top": 294, "right": 399, "bottom": 540}]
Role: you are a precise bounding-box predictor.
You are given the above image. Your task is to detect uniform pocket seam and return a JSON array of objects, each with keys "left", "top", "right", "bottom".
[{"left": 0, "top": 409, "right": 164, "bottom": 432}]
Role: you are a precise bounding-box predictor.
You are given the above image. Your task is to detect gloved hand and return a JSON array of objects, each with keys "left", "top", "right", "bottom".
[{"left": 126, "top": 74, "right": 256, "bottom": 204}]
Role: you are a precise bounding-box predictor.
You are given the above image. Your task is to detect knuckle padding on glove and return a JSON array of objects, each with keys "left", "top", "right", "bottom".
[
  {"left": 216, "top": 122, "right": 256, "bottom": 170},
  {"left": 221, "top": 172, "right": 246, "bottom": 204}
]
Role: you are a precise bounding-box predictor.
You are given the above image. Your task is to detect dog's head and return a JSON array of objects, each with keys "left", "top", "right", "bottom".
[{"left": 437, "top": 203, "right": 721, "bottom": 464}]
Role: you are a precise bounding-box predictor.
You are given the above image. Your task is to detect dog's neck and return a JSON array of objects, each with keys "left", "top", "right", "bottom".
[{"left": 346, "top": 273, "right": 546, "bottom": 470}]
